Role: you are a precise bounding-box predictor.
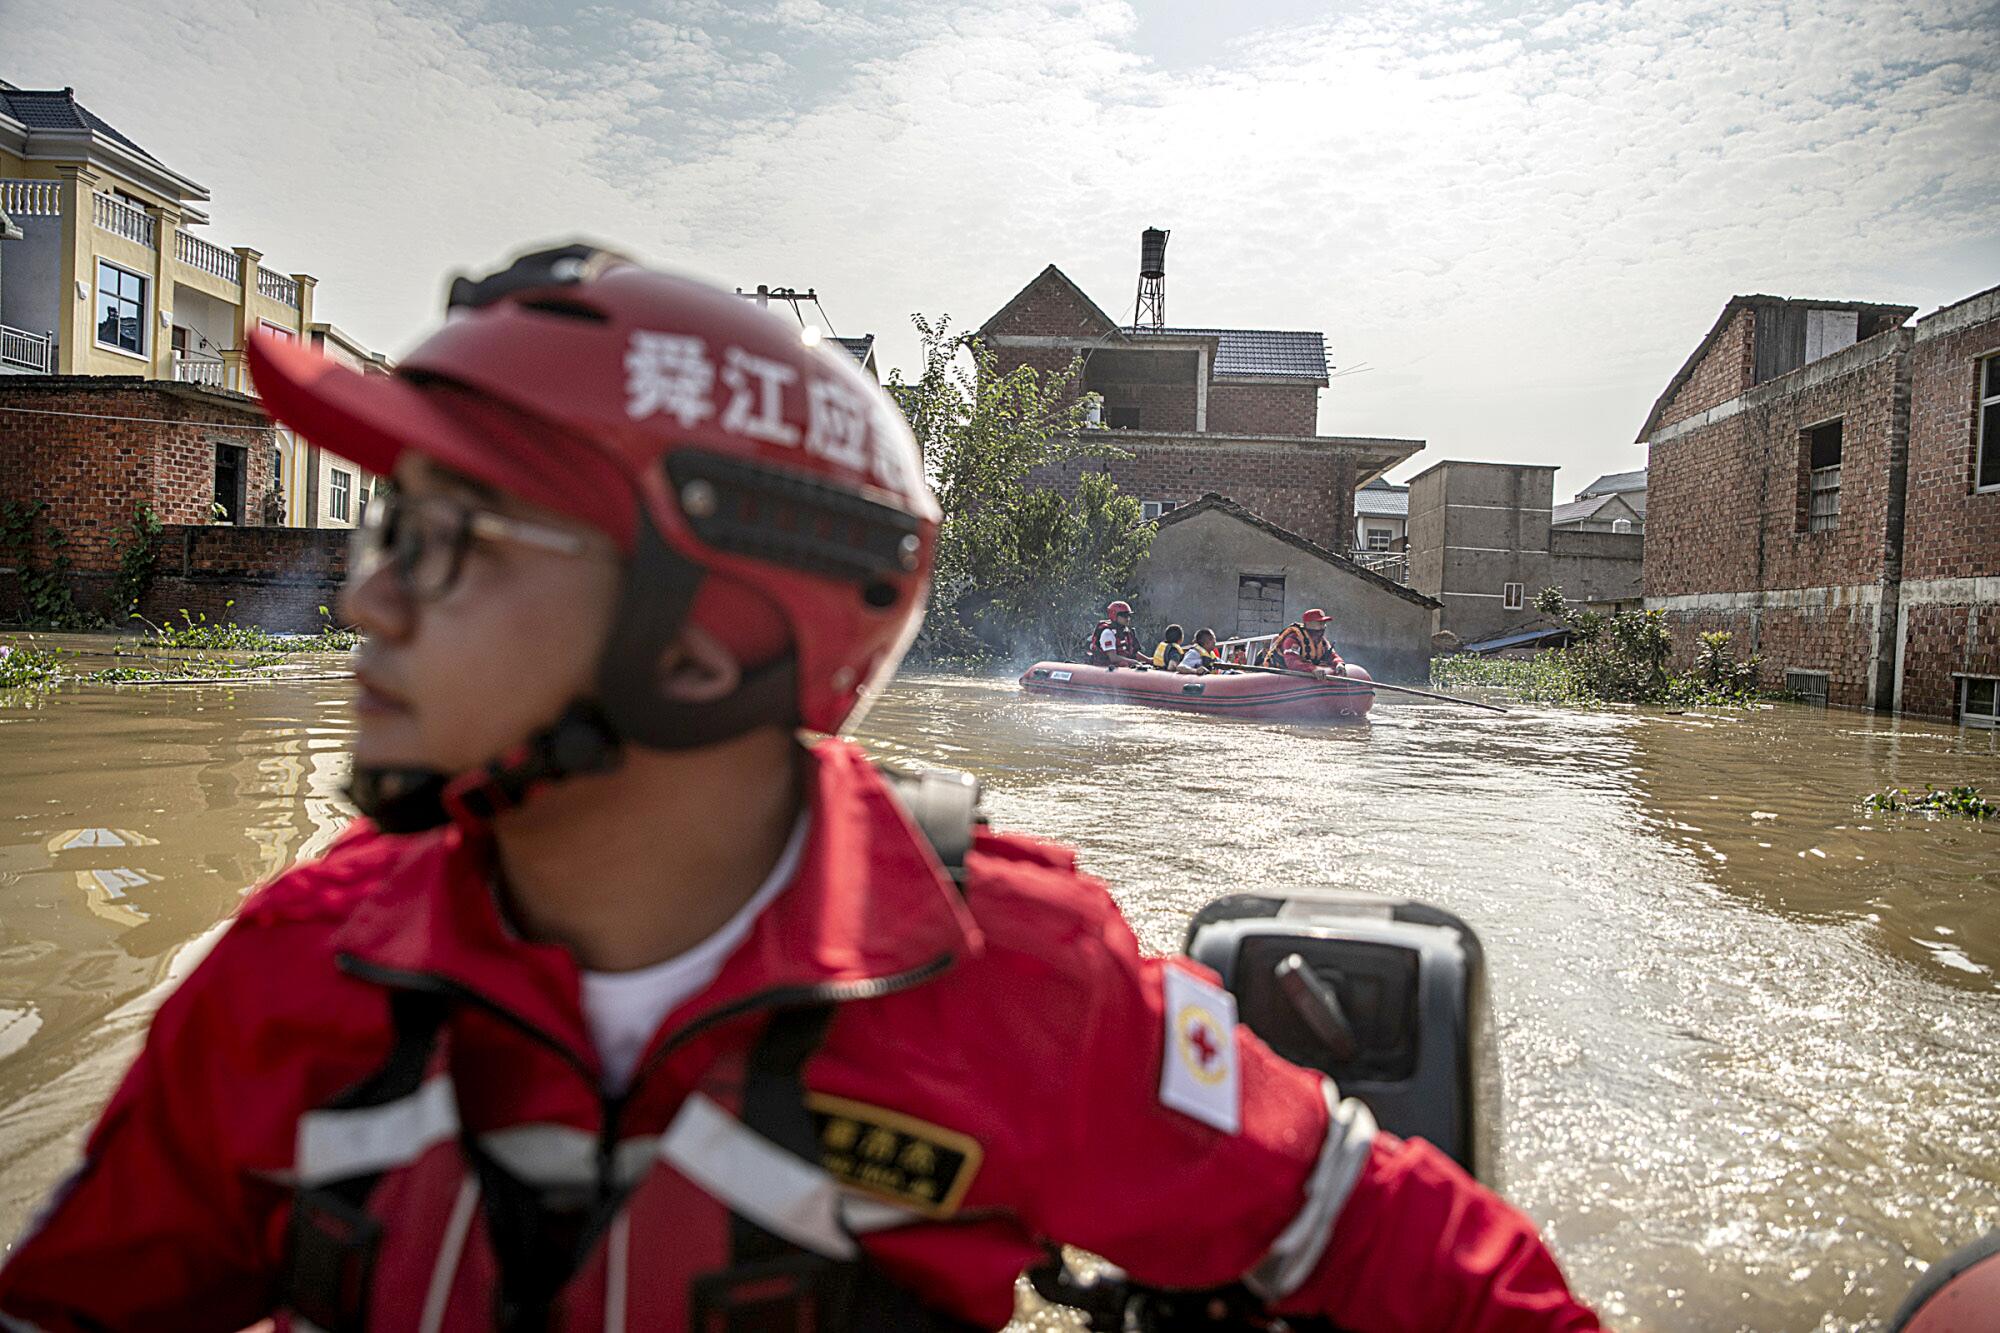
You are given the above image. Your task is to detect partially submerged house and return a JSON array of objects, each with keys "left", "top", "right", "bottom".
[
  {"left": 1640, "top": 286, "right": 2000, "bottom": 721},
  {"left": 1135, "top": 493, "right": 1442, "bottom": 682}
]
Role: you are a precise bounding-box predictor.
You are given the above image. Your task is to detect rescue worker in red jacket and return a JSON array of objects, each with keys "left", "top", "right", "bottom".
[
  {"left": 0, "top": 245, "right": 1601, "bottom": 1333},
  {"left": 1086, "top": 599, "right": 1149, "bottom": 668},
  {"left": 1264, "top": 607, "right": 1346, "bottom": 677}
]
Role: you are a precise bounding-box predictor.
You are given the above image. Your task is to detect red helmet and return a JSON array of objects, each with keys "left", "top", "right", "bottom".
[
  {"left": 247, "top": 244, "right": 937, "bottom": 749},
  {"left": 1301, "top": 608, "right": 1330, "bottom": 626},
  {"left": 1107, "top": 601, "right": 1133, "bottom": 617}
]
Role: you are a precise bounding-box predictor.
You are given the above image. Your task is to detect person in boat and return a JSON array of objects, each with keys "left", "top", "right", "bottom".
[
  {"left": 1151, "top": 623, "right": 1186, "bottom": 668},
  {"left": 1087, "top": 598, "right": 1150, "bottom": 668},
  {"left": 0, "top": 246, "right": 1599, "bottom": 1333},
  {"left": 1264, "top": 607, "right": 1346, "bottom": 678},
  {"left": 1176, "top": 627, "right": 1223, "bottom": 674}
]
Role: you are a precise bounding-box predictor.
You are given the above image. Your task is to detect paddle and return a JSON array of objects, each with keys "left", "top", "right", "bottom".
[{"left": 1220, "top": 661, "right": 1510, "bottom": 714}]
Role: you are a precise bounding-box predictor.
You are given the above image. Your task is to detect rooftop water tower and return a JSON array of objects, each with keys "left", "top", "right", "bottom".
[{"left": 1134, "top": 227, "right": 1168, "bottom": 331}]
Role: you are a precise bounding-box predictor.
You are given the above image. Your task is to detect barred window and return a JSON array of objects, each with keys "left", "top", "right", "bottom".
[
  {"left": 1977, "top": 355, "right": 1999, "bottom": 492},
  {"left": 1805, "top": 420, "right": 1842, "bottom": 532}
]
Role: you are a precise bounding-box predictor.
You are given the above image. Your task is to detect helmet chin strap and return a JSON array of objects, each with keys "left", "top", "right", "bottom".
[
  {"left": 346, "top": 512, "right": 799, "bottom": 834},
  {"left": 346, "top": 702, "right": 625, "bottom": 833}
]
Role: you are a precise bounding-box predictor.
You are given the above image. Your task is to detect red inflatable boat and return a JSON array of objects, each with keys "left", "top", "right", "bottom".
[{"left": 1017, "top": 661, "right": 1374, "bottom": 722}]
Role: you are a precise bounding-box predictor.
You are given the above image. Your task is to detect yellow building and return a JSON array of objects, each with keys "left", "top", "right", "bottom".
[{"left": 0, "top": 80, "right": 381, "bottom": 527}]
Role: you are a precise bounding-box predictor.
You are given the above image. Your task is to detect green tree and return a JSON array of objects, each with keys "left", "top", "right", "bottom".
[{"left": 889, "top": 317, "right": 1149, "bottom": 661}]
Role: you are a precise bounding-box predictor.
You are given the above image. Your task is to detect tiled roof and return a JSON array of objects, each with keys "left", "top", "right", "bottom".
[
  {"left": 0, "top": 82, "right": 163, "bottom": 166},
  {"left": 1553, "top": 493, "right": 1644, "bottom": 527},
  {"left": 1137, "top": 326, "right": 1329, "bottom": 380},
  {"left": 1578, "top": 468, "right": 1645, "bottom": 496},
  {"left": 832, "top": 334, "right": 874, "bottom": 365},
  {"left": 1355, "top": 481, "right": 1408, "bottom": 517}
]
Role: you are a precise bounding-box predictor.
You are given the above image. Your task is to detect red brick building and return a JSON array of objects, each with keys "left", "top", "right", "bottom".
[
  {"left": 977, "top": 265, "right": 1421, "bottom": 551},
  {"left": 0, "top": 376, "right": 286, "bottom": 617},
  {"left": 1640, "top": 285, "right": 2000, "bottom": 722}
]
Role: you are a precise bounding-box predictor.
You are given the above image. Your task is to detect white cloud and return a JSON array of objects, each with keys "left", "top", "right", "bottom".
[{"left": 8, "top": 0, "right": 1995, "bottom": 495}]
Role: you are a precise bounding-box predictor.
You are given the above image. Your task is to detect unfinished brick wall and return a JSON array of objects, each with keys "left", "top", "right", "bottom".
[
  {"left": 1896, "top": 287, "right": 2000, "bottom": 718},
  {"left": 0, "top": 379, "right": 275, "bottom": 571},
  {"left": 1035, "top": 438, "right": 1355, "bottom": 549},
  {"left": 1657, "top": 307, "right": 1756, "bottom": 430},
  {"left": 1206, "top": 382, "right": 1318, "bottom": 436},
  {"left": 1646, "top": 329, "right": 1909, "bottom": 600},
  {"left": 1660, "top": 601, "right": 1884, "bottom": 708},
  {"left": 139, "top": 524, "right": 349, "bottom": 632}
]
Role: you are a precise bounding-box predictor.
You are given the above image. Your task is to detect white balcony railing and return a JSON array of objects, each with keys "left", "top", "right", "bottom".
[
  {"left": 257, "top": 269, "right": 300, "bottom": 308},
  {"left": 0, "top": 179, "right": 61, "bottom": 217},
  {"left": 174, "top": 229, "right": 242, "bottom": 285},
  {"left": 92, "top": 191, "right": 156, "bottom": 248},
  {"left": 1349, "top": 551, "right": 1410, "bottom": 583},
  {"left": 172, "top": 350, "right": 227, "bottom": 388},
  {"left": 1, "top": 324, "right": 54, "bottom": 373}
]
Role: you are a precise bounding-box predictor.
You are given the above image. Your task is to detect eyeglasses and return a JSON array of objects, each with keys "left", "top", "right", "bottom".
[{"left": 352, "top": 487, "right": 598, "bottom": 601}]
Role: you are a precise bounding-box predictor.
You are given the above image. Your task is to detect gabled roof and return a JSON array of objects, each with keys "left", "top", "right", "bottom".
[
  {"left": 832, "top": 334, "right": 877, "bottom": 379},
  {"left": 980, "top": 265, "right": 1329, "bottom": 382},
  {"left": 1578, "top": 468, "right": 1645, "bottom": 496},
  {"left": 1553, "top": 493, "right": 1644, "bottom": 527},
  {"left": 0, "top": 81, "right": 164, "bottom": 166},
  {"left": 1134, "top": 327, "right": 1329, "bottom": 381},
  {"left": 978, "top": 265, "right": 1120, "bottom": 339},
  {"left": 1637, "top": 295, "right": 1916, "bottom": 443},
  {"left": 1355, "top": 480, "right": 1408, "bottom": 517},
  {"left": 1154, "top": 493, "right": 1441, "bottom": 610}
]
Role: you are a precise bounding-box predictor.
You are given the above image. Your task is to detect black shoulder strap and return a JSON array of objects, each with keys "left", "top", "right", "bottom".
[{"left": 875, "top": 764, "right": 984, "bottom": 887}]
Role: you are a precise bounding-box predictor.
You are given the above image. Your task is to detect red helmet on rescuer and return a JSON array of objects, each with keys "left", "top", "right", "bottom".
[
  {"left": 245, "top": 243, "right": 939, "bottom": 829},
  {"left": 1302, "top": 608, "right": 1330, "bottom": 626},
  {"left": 1107, "top": 601, "right": 1133, "bottom": 617}
]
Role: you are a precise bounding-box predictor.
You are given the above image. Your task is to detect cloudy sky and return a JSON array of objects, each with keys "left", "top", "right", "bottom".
[{"left": 10, "top": 0, "right": 1997, "bottom": 496}]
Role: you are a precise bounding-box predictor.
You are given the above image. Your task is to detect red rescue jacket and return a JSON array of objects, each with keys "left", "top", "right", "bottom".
[
  {"left": 1264, "top": 623, "right": 1343, "bottom": 672},
  {"left": 0, "top": 740, "right": 1598, "bottom": 1332},
  {"left": 1086, "top": 620, "right": 1139, "bottom": 666}
]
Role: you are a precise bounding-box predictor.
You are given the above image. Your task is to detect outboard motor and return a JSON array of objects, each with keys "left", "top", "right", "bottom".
[
  {"left": 1183, "top": 892, "right": 1500, "bottom": 1184},
  {"left": 1031, "top": 892, "right": 1501, "bottom": 1330}
]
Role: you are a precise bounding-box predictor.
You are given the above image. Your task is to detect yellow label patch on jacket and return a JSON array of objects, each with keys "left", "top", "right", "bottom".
[{"left": 805, "top": 1093, "right": 982, "bottom": 1218}]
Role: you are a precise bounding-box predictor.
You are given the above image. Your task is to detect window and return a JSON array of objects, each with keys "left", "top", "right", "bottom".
[
  {"left": 1237, "top": 574, "right": 1286, "bottom": 637},
  {"left": 95, "top": 260, "right": 147, "bottom": 355},
  {"left": 1978, "top": 355, "right": 2000, "bottom": 492},
  {"left": 329, "top": 468, "right": 353, "bottom": 523},
  {"left": 1785, "top": 670, "right": 1830, "bottom": 708},
  {"left": 213, "top": 445, "right": 246, "bottom": 524},
  {"left": 1503, "top": 582, "right": 1524, "bottom": 611},
  {"left": 260, "top": 320, "right": 295, "bottom": 341},
  {"left": 1803, "top": 419, "right": 1842, "bottom": 532},
  {"left": 1139, "top": 499, "right": 1179, "bottom": 521},
  {"left": 1612, "top": 518, "right": 1633, "bottom": 534},
  {"left": 1366, "top": 527, "right": 1393, "bottom": 551},
  {"left": 1962, "top": 676, "right": 1999, "bottom": 729}
]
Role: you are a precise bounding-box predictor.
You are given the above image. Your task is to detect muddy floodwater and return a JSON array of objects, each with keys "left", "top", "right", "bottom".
[{"left": 2, "top": 643, "right": 1997, "bottom": 1330}]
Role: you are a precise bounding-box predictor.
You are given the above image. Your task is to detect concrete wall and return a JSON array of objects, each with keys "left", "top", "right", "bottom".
[
  {"left": 1550, "top": 528, "right": 1644, "bottom": 610},
  {"left": 1407, "top": 461, "right": 1556, "bottom": 642},
  {"left": 1134, "top": 506, "right": 1438, "bottom": 682}
]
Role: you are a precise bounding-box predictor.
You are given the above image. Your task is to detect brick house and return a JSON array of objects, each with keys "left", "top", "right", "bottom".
[
  {"left": 977, "top": 264, "right": 1421, "bottom": 551},
  {"left": 1639, "top": 285, "right": 2000, "bottom": 721},
  {"left": 0, "top": 77, "right": 384, "bottom": 531}
]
